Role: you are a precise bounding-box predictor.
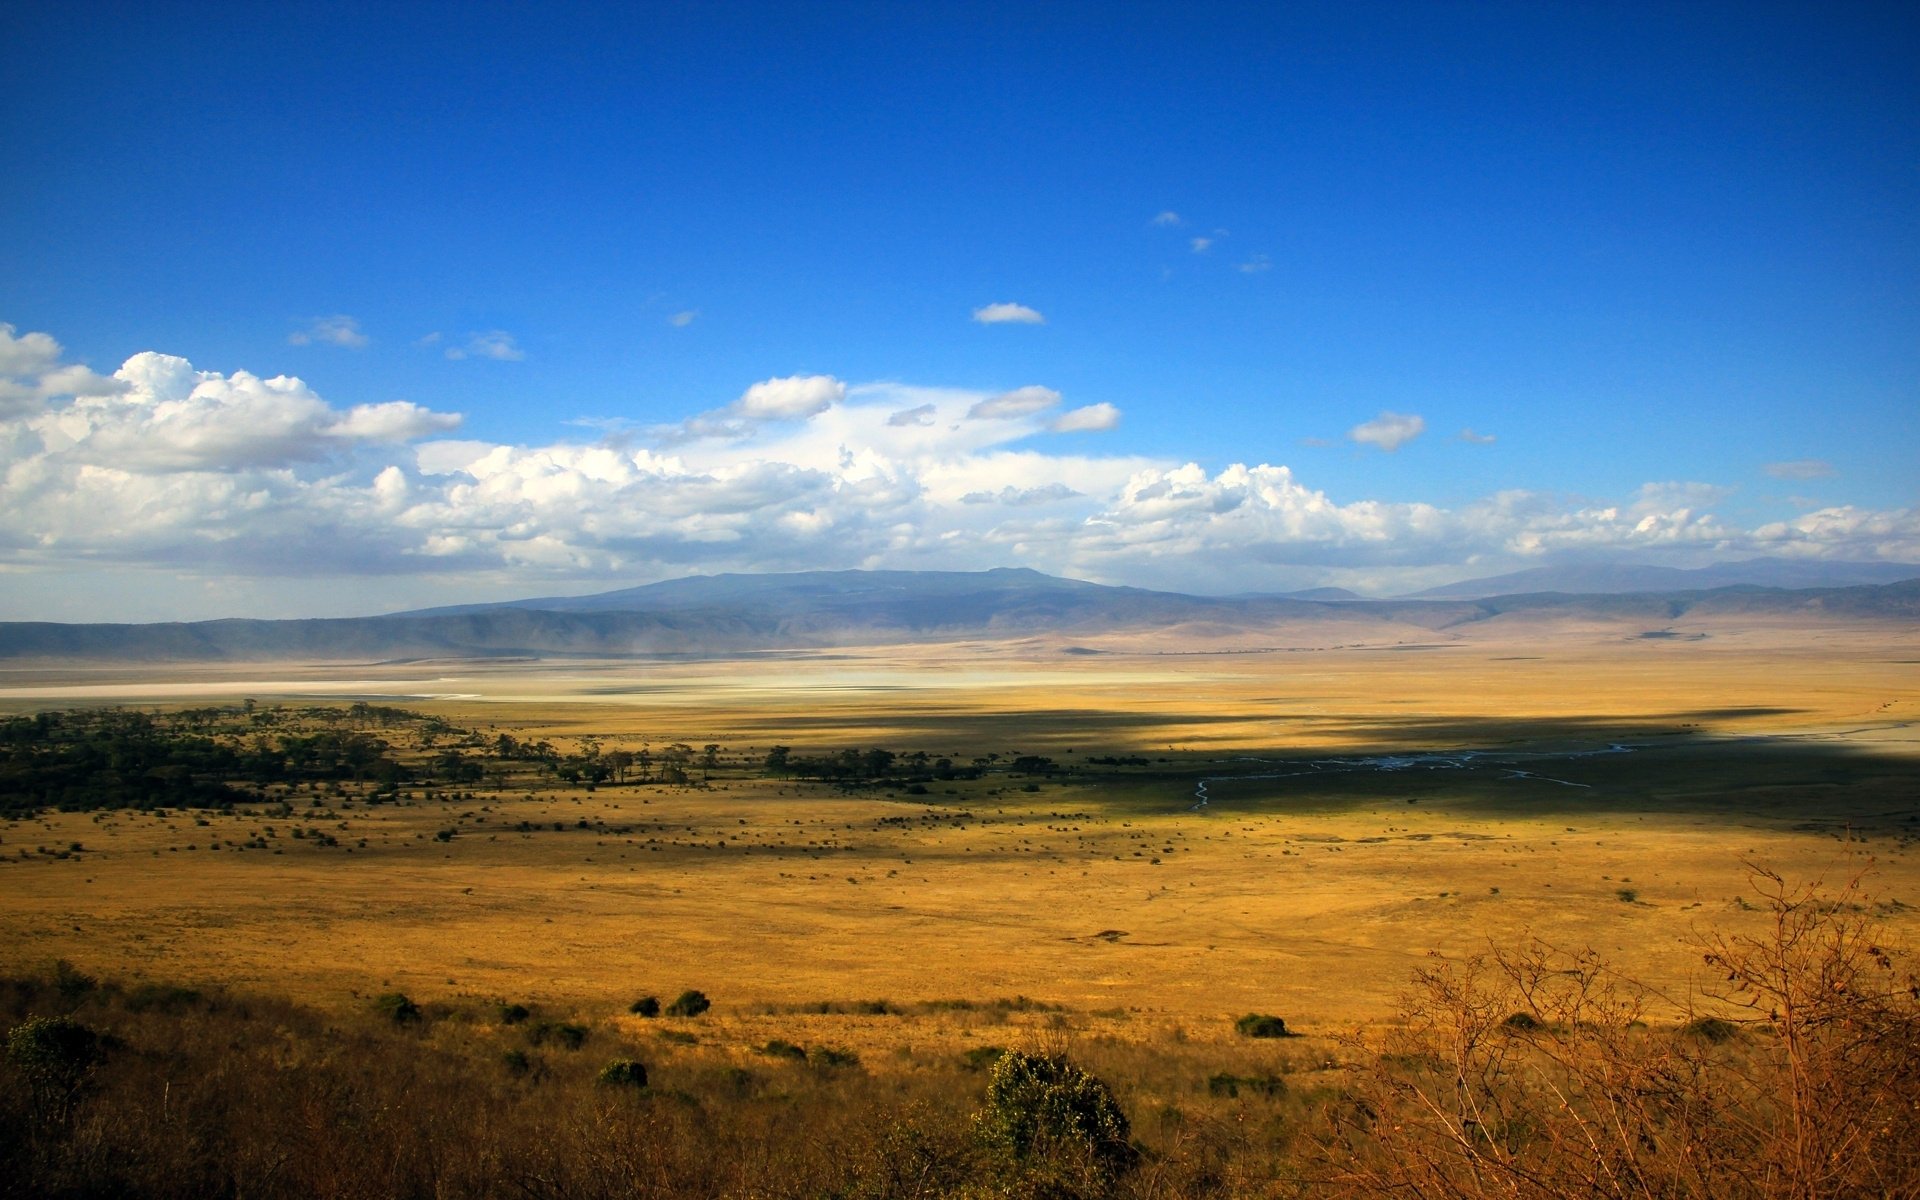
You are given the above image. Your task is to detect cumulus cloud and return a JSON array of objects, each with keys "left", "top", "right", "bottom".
[
  {"left": 1050, "top": 403, "right": 1121, "bottom": 433},
  {"left": 288, "top": 315, "right": 369, "bottom": 349},
  {"left": 967, "top": 386, "right": 1061, "bottom": 420},
  {"left": 1189, "top": 237, "right": 1213, "bottom": 253},
  {"left": 887, "top": 403, "right": 937, "bottom": 427},
  {"left": 962, "top": 483, "right": 1083, "bottom": 506},
  {"left": 1460, "top": 428, "right": 1496, "bottom": 445},
  {"left": 5, "top": 321, "right": 1918, "bottom": 616},
  {"left": 736, "top": 375, "right": 844, "bottom": 421},
  {"left": 1349, "top": 411, "right": 1426, "bottom": 452},
  {"left": 1152, "top": 211, "right": 1182, "bottom": 226},
  {"left": 1765, "top": 458, "right": 1834, "bottom": 480},
  {"left": 655, "top": 375, "right": 848, "bottom": 443},
  {"left": 972, "top": 302, "right": 1045, "bottom": 325},
  {"left": 446, "top": 331, "right": 524, "bottom": 361}
]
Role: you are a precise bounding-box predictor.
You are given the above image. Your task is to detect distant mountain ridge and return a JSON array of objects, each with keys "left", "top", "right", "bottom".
[
  {"left": 1408, "top": 557, "right": 1920, "bottom": 599},
  {"left": 0, "top": 568, "right": 1914, "bottom": 662}
]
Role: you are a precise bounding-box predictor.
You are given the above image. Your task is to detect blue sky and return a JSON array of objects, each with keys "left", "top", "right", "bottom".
[{"left": 2, "top": 2, "right": 1915, "bottom": 619}]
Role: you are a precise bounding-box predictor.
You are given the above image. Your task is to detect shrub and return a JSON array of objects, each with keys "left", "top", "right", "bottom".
[
  {"left": 759, "top": 1038, "right": 807, "bottom": 1061},
  {"left": 596, "top": 1059, "right": 649, "bottom": 1089},
  {"left": 1234, "top": 1013, "right": 1290, "bottom": 1038},
  {"left": 1501, "top": 1010, "right": 1543, "bottom": 1031},
  {"left": 961, "top": 1045, "right": 1009, "bottom": 1072},
  {"left": 975, "top": 1050, "right": 1136, "bottom": 1186},
  {"left": 496, "top": 1002, "right": 531, "bottom": 1025},
  {"left": 527, "top": 1020, "right": 588, "bottom": 1049},
  {"left": 628, "top": 995, "right": 660, "bottom": 1017},
  {"left": 665, "top": 989, "right": 710, "bottom": 1018},
  {"left": 1679, "top": 1015, "right": 1739, "bottom": 1043},
  {"left": 6, "top": 1014, "right": 100, "bottom": 1127},
  {"left": 501, "top": 1048, "right": 531, "bottom": 1075},
  {"left": 808, "top": 1046, "right": 860, "bottom": 1069},
  {"left": 373, "top": 992, "right": 421, "bottom": 1024}
]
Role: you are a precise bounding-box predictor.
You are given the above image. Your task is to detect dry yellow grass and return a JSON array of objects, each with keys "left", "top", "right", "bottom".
[{"left": 3, "top": 629, "right": 1916, "bottom": 1054}]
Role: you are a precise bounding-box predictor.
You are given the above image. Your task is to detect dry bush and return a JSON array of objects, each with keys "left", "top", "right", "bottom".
[{"left": 1324, "top": 863, "right": 1920, "bottom": 1199}]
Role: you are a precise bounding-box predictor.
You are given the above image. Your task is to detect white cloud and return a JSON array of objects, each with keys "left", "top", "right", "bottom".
[
  {"left": 1189, "top": 237, "right": 1213, "bottom": 253},
  {"left": 972, "top": 302, "right": 1045, "bottom": 325},
  {"left": 1237, "top": 254, "right": 1271, "bottom": 274},
  {"left": 446, "top": 331, "right": 524, "bottom": 361},
  {"left": 1050, "top": 403, "right": 1121, "bottom": 433},
  {"left": 669, "top": 310, "right": 698, "bottom": 328},
  {"left": 1349, "top": 411, "right": 1426, "bottom": 452},
  {"left": 0, "top": 325, "right": 126, "bottom": 418},
  {"left": 0, "top": 324, "right": 62, "bottom": 377},
  {"left": 967, "top": 386, "right": 1061, "bottom": 420},
  {"left": 962, "top": 484, "right": 1083, "bottom": 506},
  {"left": 288, "top": 315, "right": 369, "bottom": 349},
  {"left": 887, "top": 403, "right": 937, "bottom": 427},
  {"left": 654, "top": 374, "right": 848, "bottom": 444},
  {"left": 1152, "top": 211, "right": 1182, "bottom": 226},
  {"left": 4, "top": 321, "right": 1917, "bottom": 617},
  {"left": 736, "top": 375, "right": 844, "bottom": 421},
  {"left": 1460, "top": 428, "right": 1496, "bottom": 445},
  {"left": 1765, "top": 458, "right": 1834, "bottom": 480},
  {"left": 414, "top": 332, "right": 443, "bottom": 347}
]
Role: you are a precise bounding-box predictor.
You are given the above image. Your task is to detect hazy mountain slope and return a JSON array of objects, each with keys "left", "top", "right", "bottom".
[
  {"left": 1410, "top": 558, "right": 1920, "bottom": 599},
  {"left": 0, "top": 572, "right": 1912, "bottom": 662}
]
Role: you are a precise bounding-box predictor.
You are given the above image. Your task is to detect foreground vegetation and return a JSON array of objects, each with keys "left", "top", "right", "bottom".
[{"left": 5, "top": 867, "right": 1915, "bottom": 1199}]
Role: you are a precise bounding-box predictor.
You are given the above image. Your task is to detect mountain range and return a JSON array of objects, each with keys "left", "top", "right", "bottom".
[{"left": 0, "top": 564, "right": 1914, "bottom": 662}]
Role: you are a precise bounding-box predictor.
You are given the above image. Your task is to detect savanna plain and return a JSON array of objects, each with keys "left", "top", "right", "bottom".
[{"left": 4, "top": 628, "right": 1918, "bottom": 1197}]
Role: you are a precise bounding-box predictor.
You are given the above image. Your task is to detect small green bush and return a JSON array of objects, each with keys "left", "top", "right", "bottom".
[
  {"left": 628, "top": 995, "right": 660, "bottom": 1017},
  {"left": 665, "top": 989, "right": 710, "bottom": 1018},
  {"left": 961, "top": 1045, "right": 1009, "bottom": 1072},
  {"left": 975, "top": 1050, "right": 1136, "bottom": 1184},
  {"left": 373, "top": 992, "right": 421, "bottom": 1024},
  {"left": 527, "top": 1020, "right": 588, "bottom": 1049},
  {"left": 758, "top": 1038, "right": 807, "bottom": 1061},
  {"left": 1234, "top": 1013, "right": 1290, "bottom": 1038},
  {"left": 496, "top": 1002, "right": 531, "bottom": 1025},
  {"left": 596, "top": 1059, "right": 649, "bottom": 1088},
  {"left": 1680, "top": 1015, "right": 1740, "bottom": 1044},
  {"left": 808, "top": 1046, "right": 860, "bottom": 1068},
  {"left": 6, "top": 1014, "right": 101, "bottom": 1126}
]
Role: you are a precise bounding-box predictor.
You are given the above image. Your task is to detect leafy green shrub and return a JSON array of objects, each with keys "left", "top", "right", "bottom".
[
  {"left": 1680, "top": 1015, "right": 1739, "bottom": 1043},
  {"left": 6, "top": 1014, "right": 101, "bottom": 1126},
  {"left": 628, "top": 995, "right": 660, "bottom": 1017},
  {"left": 975, "top": 1050, "right": 1136, "bottom": 1185},
  {"left": 808, "top": 1046, "right": 860, "bottom": 1068},
  {"left": 1234, "top": 1013, "right": 1290, "bottom": 1038},
  {"left": 665, "top": 989, "right": 710, "bottom": 1018},
  {"left": 758, "top": 1038, "right": 807, "bottom": 1061},
  {"left": 373, "top": 992, "right": 421, "bottom": 1024},
  {"left": 496, "top": 1002, "right": 531, "bottom": 1025},
  {"left": 596, "top": 1059, "right": 649, "bottom": 1088},
  {"left": 961, "top": 1045, "right": 1009, "bottom": 1071},
  {"left": 527, "top": 1020, "right": 588, "bottom": 1049}
]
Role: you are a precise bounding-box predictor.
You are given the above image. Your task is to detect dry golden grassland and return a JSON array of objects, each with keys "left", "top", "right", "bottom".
[{"left": 2, "top": 631, "right": 1916, "bottom": 1065}]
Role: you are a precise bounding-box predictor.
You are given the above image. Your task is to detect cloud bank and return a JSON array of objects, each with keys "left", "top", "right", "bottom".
[{"left": 1, "top": 323, "right": 1914, "bottom": 618}]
